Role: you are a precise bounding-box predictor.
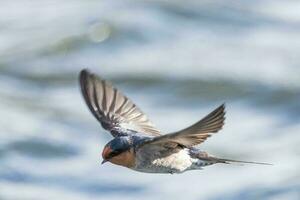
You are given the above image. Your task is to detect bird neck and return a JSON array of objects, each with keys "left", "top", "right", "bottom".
[{"left": 109, "top": 148, "right": 136, "bottom": 168}]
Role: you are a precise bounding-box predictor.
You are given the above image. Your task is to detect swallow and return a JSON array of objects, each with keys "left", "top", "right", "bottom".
[{"left": 79, "top": 69, "right": 270, "bottom": 174}]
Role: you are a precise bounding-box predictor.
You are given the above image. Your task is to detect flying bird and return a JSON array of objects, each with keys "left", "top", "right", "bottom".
[{"left": 79, "top": 69, "right": 270, "bottom": 174}]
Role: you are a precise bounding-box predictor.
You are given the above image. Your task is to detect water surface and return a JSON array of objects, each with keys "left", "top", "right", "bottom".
[{"left": 0, "top": 0, "right": 300, "bottom": 200}]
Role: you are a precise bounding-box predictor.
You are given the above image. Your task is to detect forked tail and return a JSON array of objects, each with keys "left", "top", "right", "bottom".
[
  {"left": 191, "top": 150, "right": 272, "bottom": 166},
  {"left": 212, "top": 157, "right": 272, "bottom": 165}
]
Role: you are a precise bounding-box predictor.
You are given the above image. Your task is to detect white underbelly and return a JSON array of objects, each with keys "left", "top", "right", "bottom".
[{"left": 134, "top": 148, "right": 195, "bottom": 174}]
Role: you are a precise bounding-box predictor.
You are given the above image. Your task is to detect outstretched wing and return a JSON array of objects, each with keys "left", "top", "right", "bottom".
[
  {"left": 79, "top": 69, "right": 161, "bottom": 137},
  {"left": 141, "top": 104, "right": 225, "bottom": 148}
]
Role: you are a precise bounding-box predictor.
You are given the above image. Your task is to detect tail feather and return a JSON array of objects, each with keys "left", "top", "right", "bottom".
[
  {"left": 213, "top": 157, "right": 272, "bottom": 165},
  {"left": 190, "top": 150, "right": 272, "bottom": 166}
]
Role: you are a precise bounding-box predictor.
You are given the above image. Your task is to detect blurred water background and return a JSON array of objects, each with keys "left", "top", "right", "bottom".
[{"left": 0, "top": 0, "right": 300, "bottom": 200}]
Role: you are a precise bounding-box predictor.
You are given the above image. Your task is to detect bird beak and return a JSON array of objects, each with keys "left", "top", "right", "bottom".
[{"left": 101, "top": 159, "right": 108, "bottom": 164}]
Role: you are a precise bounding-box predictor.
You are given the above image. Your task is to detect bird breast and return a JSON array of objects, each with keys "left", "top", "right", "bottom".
[{"left": 135, "top": 147, "right": 194, "bottom": 173}]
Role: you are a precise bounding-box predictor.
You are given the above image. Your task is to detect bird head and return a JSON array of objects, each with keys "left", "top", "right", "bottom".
[{"left": 101, "top": 136, "right": 132, "bottom": 165}]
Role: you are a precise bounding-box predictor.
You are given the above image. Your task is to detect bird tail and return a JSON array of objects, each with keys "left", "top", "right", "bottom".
[
  {"left": 212, "top": 157, "right": 272, "bottom": 165},
  {"left": 191, "top": 150, "right": 272, "bottom": 166}
]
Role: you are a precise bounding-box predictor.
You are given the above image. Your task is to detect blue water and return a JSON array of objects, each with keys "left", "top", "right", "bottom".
[{"left": 0, "top": 0, "right": 300, "bottom": 199}]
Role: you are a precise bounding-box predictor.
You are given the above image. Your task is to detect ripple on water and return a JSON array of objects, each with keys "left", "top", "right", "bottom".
[{"left": 6, "top": 139, "right": 78, "bottom": 159}]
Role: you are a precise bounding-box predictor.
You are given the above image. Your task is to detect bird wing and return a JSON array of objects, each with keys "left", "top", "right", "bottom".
[
  {"left": 140, "top": 104, "right": 225, "bottom": 148},
  {"left": 79, "top": 69, "right": 161, "bottom": 137}
]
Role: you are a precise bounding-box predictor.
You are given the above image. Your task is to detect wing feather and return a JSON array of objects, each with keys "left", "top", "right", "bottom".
[
  {"left": 79, "top": 69, "right": 161, "bottom": 137},
  {"left": 141, "top": 104, "right": 225, "bottom": 148}
]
